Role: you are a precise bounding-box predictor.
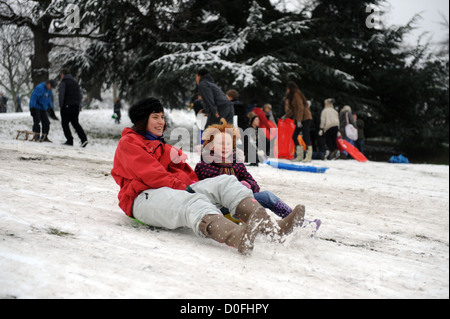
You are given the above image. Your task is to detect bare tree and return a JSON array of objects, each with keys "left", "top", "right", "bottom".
[
  {"left": 0, "top": 0, "right": 101, "bottom": 87},
  {"left": 0, "top": 25, "right": 33, "bottom": 112}
]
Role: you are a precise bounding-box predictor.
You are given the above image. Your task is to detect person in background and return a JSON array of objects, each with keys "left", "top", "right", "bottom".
[
  {"left": 263, "top": 103, "right": 277, "bottom": 126},
  {"left": 196, "top": 68, "right": 234, "bottom": 127},
  {"left": 354, "top": 112, "right": 365, "bottom": 154},
  {"left": 191, "top": 92, "right": 204, "bottom": 116},
  {"left": 59, "top": 69, "right": 88, "bottom": 147},
  {"left": 226, "top": 89, "right": 248, "bottom": 131},
  {"left": 283, "top": 81, "right": 313, "bottom": 162},
  {"left": 0, "top": 92, "right": 7, "bottom": 113},
  {"left": 29, "top": 80, "right": 56, "bottom": 142},
  {"left": 319, "top": 98, "right": 340, "bottom": 160},
  {"left": 247, "top": 112, "right": 270, "bottom": 165},
  {"left": 16, "top": 93, "right": 23, "bottom": 112},
  {"left": 339, "top": 105, "right": 357, "bottom": 159},
  {"left": 113, "top": 97, "right": 122, "bottom": 124}
]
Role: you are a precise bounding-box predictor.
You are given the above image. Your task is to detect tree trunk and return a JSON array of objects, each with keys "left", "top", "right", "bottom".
[{"left": 31, "top": 25, "right": 52, "bottom": 87}]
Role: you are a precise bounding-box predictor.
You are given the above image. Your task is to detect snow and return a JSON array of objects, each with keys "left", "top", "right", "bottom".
[{"left": 0, "top": 107, "right": 448, "bottom": 299}]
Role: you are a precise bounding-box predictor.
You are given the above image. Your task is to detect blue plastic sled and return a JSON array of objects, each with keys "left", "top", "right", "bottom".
[{"left": 265, "top": 160, "right": 329, "bottom": 174}]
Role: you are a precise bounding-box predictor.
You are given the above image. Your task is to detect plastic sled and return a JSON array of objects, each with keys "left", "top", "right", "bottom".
[
  {"left": 336, "top": 138, "right": 368, "bottom": 162},
  {"left": 266, "top": 160, "right": 329, "bottom": 174}
]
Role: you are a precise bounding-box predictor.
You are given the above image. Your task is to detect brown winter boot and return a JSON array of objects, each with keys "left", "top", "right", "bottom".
[
  {"left": 235, "top": 198, "right": 306, "bottom": 242},
  {"left": 199, "top": 214, "right": 261, "bottom": 255}
]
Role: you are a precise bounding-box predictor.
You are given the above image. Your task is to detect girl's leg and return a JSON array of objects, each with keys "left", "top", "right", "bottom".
[
  {"left": 254, "top": 191, "right": 279, "bottom": 209},
  {"left": 254, "top": 191, "right": 293, "bottom": 218}
]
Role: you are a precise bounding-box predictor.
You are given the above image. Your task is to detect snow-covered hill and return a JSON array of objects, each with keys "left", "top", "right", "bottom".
[{"left": 0, "top": 109, "right": 448, "bottom": 299}]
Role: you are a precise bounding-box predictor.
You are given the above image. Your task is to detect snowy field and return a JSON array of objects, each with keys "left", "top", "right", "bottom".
[{"left": 0, "top": 108, "right": 448, "bottom": 299}]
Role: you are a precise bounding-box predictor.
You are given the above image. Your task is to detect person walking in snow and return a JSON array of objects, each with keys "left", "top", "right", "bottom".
[
  {"left": 339, "top": 105, "right": 357, "bottom": 159},
  {"left": 319, "top": 98, "right": 340, "bottom": 160},
  {"left": 195, "top": 119, "right": 305, "bottom": 222},
  {"left": 0, "top": 92, "right": 7, "bottom": 113},
  {"left": 111, "top": 97, "right": 305, "bottom": 255},
  {"left": 283, "top": 81, "right": 313, "bottom": 162},
  {"left": 353, "top": 112, "right": 365, "bottom": 154},
  {"left": 196, "top": 68, "right": 234, "bottom": 127},
  {"left": 113, "top": 97, "right": 122, "bottom": 124},
  {"left": 29, "top": 80, "right": 56, "bottom": 142},
  {"left": 59, "top": 69, "right": 88, "bottom": 147}
]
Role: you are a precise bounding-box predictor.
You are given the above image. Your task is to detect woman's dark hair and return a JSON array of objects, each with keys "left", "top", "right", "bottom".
[
  {"left": 129, "top": 97, "right": 165, "bottom": 132},
  {"left": 286, "top": 81, "right": 307, "bottom": 105},
  {"left": 197, "top": 68, "right": 210, "bottom": 77}
]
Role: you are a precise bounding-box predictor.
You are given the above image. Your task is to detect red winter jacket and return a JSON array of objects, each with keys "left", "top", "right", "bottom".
[{"left": 111, "top": 128, "right": 199, "bottom": 216}]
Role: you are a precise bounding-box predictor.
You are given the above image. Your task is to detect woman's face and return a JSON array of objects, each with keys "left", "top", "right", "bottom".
[
  {"left": 212, "top": 132, "right": 233, "bottom": 158},
  {"left": 146, "top": 112, "right": 165, "bottom": 137},
  {"left": 252, "top": 117, "right": 260, "bottom": 128}
]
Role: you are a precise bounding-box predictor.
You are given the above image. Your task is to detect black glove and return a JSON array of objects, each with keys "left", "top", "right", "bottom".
[
  {"left": 186, "top": 185, "right": 195, "bottom": 193},
  {"left": 47, "top": 109, "right": 59, "bottom": 120}
]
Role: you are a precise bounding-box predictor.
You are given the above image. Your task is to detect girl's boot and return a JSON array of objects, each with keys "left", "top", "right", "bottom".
[{"left": 273, "top": 200, "right": 293, "bottom": 218}]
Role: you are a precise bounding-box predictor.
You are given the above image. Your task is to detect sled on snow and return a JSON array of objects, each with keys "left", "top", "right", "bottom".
[
  {"left": 16, "top": 130, "right": 47, "bottom": 142},
  {"left": 265, "top": 160, "right": 329, "bottom": 174},
  {"left": 336, "top": 138, "right": 368, "bottom": 162},
  {"left": 274, "top": 118, "right": 295, "bottom": 159},
  {"left": 273, "top": 118, "right": 308, "bottom": 160}
]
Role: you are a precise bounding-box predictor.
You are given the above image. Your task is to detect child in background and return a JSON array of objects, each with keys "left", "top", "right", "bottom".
[{"left": 263, "top": 103, "right": 277, "bottom": 126}]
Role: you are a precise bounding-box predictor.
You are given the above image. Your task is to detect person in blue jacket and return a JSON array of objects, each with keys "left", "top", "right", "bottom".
[{"left": 29, "top": 80, "right": 56, "bottom": 142}]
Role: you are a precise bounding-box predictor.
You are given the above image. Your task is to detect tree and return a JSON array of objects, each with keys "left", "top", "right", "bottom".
[
  {"left": 0, "top": 24, "right": 33, "bottom": 111},
  {"left": 304, "top": 0, "right": 449, "bottom": 149},
  {"left": 0, "top": 0, "right": 101, "bottom": 87},
  {"left": 123, "top": 0, "right": 311, "bottom": 107}
]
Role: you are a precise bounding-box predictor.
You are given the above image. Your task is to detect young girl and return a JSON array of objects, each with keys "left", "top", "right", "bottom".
[
  {"left": 111, "top": 98, "right": 305, "bottom": 255},
  {"left": 195, "top": 120, "right": 305, "bottom": 221}
]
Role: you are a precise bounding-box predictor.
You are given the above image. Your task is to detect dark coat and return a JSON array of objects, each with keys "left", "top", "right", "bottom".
[
  {"left": 59, "top": 74, "right": 82, "bottom": 107},
  {"left": 198, "top": 74, "right": 234, "bottom": 125}
]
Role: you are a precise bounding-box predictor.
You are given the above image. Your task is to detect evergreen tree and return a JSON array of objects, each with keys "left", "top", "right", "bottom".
[
  {"left": 304, "top": 0, "right": 448, "bottom": 149},
  {"left": 123, "top": 0, "right": 311, "bottom": 107}
]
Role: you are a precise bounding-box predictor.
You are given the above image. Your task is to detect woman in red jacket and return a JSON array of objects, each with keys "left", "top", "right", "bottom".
[{"left": 111, "top": 98, "right": 305, "bottom": 255}]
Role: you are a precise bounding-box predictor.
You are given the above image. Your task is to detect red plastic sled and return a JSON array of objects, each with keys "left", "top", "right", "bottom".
[
  {"left": 275, "top": 118, "right": 296, "bottom": 159},
  {"left": 336, "top": 138, "right": 368, "bottom": 162}
]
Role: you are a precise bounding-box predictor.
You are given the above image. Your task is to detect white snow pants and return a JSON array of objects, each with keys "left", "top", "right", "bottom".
[{"left": 132, "top": 175, "right": 253, "bottom": 237}]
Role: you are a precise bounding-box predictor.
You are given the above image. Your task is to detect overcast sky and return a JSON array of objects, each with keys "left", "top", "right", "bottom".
[
  {"left": 385, "top": 0, "right": 449, "bottom": 46},
  {"left": 271, "top": 0, "right": 449, "bottom": 47}
]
